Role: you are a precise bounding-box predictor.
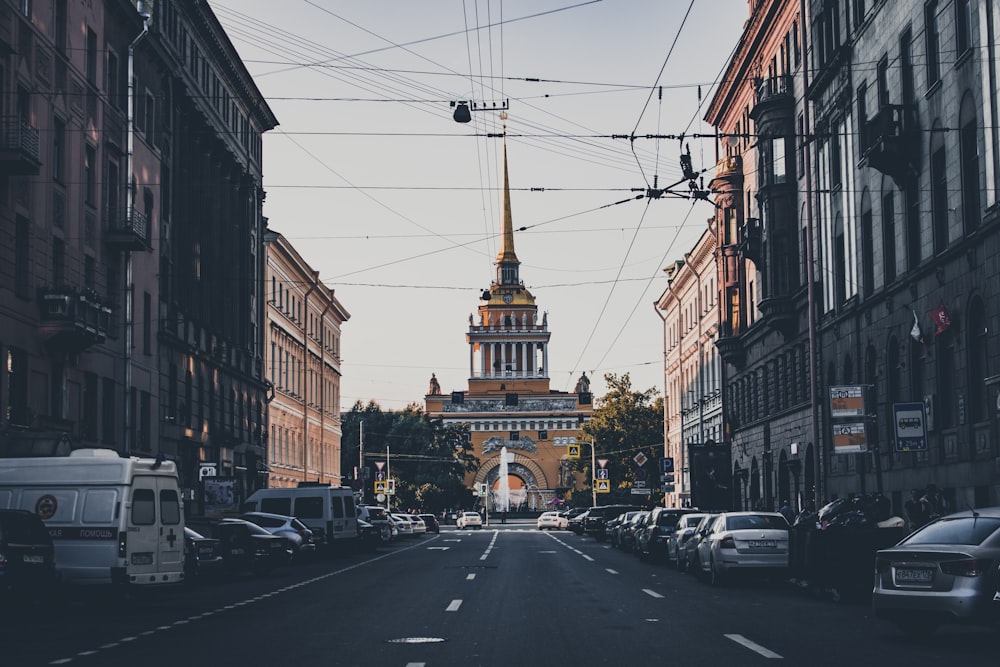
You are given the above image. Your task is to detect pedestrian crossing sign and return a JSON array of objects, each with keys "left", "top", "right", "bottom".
[
  {"left": 374, "top": 480, "right": 387, "bottom": 494},
  {"left": 568, "top": 444, "right": 581, "bottom": 459},
  {"left": 596, "top": 479, "right": 610, "bottom": 493}
]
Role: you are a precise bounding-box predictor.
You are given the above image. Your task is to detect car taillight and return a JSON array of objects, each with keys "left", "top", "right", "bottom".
[
  {"left": 0, "top": 551, "right": 7, "bottom": 569},
  {"left": 940, "top": 558, "right": 990, "bottom": 577},
  {"left": 720, "top": 536, "right": 736, "bottom": 549},
  {"left": 118, "top": 531, "right": 127, "bottom": 558}
]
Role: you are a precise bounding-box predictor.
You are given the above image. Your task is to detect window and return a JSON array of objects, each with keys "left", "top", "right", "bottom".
[
  {"left": 829, "top": 131, "right": 842, "bottom": 190},
  {"left": 882, "top": 192, "right": 896, "bottom": 284},
  {"left": 924, "top": 1, "right": 941, "bottom": 87},
  {"left": 852, "top": 0, "right": 866, "bottom": 27},
  {"left": 143, "top": 291, "right": 151, "bottom": 355},
  {"left": 771, "top": 137, "right": 786, "bottom": 184},
  {"left": 956, "top": 0, "right": 973, "bottom": 56},
  {"left": 905, "top": 175, "right": 921, "bottom": 268},
  {"left": 930, "top": 141, "right": 948, "bottom": 253},
  {"left": 52, "top": 237, "right": 65, "bottom": 286},
  {"left": 900, "top": 28, "right": 914, "bottom": 105},
  {"left": 876, "top": 56, "right": 889, "bottom": 108},
  {"left": 55, "top": 0, "right": 67, "bottom": 53},
  {"left": 52, "top": 117, "right": 65, "bottom": 183},
  {"left": 131, "top": 489, "right": 155, "bottom": 525},
  {"left": 86, "top": 28, "right": 97, "bottom": 85},
  {"left": 960, "top": 104, "right": 981, "bottom": 233},
  {"left": 84, "top": 145, "right": 96, "bottom": 204},
  {"left": 107, "top": 50, "right": 120, "bottom": 109},
  {"left": 860, "top": 194, "right": 874, "bottom": 297},
  {"left": 160, "top": 490, "right": 180, "bottom": 525}
]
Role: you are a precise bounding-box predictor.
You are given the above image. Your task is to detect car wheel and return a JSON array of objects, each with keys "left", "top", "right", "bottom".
[{"left": 710, "top": 556, "right": 726, "bottom": 587}]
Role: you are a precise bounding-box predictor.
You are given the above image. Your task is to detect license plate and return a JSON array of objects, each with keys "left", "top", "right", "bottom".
[
  {"left": 230, "top": 548, "right": 245, "bottom": 556},
  {"left": 747, "top": 540, "right": 777, "bottom": 548},
  {"left": 199, "top": 547, "right": 215, "bottom": 556},
  {"left": 896, "top": 568, "right": 934, "bottom": 584},
  {"left": 23, "top": 554, "right": 46, "bottom": 564}
]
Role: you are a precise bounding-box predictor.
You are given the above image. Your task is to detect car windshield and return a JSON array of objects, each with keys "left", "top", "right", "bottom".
[
  {"left": 243, "top": 522, "right": 274, "bottom": 536},
  {"left": 902, "top": 516, "right": 1000, "bottom": 546},
  {"left": 656, "top": 513, "right": 683, "bottom": 527},
  {"left": 726, "top": 514, "right": 788, "bottom": 530}
]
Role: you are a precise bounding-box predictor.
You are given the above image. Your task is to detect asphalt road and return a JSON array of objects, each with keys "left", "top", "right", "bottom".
[{"left": 4, "top": 520, "right": 997, "bottom": 666}]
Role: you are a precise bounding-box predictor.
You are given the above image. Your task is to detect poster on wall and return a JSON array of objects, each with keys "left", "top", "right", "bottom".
[{"left": 203, "top": 477, "right": 238, "bottom": 516}]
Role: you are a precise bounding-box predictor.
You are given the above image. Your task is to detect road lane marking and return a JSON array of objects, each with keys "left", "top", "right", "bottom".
[
  {"left": 642, "top": 589, "right": 664, "bottom": 599},
  {"left": 427, "top": 546, "right": 450, "bottom": 550},
  {"left": 446, "top": 599, "right": 463, "bottom": 612},
  {"left": 406, "top": 663, "right": 427, "bottom": 666},
  {"left": 480, "top": 530, "right": 500, "bottom": 560},
  {"left": 466, "top": 573, "right": 476, "bottom": 580},
  {"left": 724, "top": 634, "right": 783, "bottom": 659},
  {"left": 606, "top": 568, "right": 618, "bottom": 574}
]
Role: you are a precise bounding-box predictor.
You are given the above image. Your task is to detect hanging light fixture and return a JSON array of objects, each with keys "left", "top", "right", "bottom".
[{"left": 452, "top": 101, "right": 472, "bottom": 123}]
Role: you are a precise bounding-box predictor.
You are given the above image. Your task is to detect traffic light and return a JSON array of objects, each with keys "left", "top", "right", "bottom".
[{"left": 386, "top": 479, "right": 396, "bottom": 495}]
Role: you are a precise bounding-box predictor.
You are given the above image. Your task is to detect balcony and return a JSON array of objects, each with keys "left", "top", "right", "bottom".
[
  {"left": 37, "top": 287, "right": 112, "bottom": 354},
  {"left": 714, "top": 154, "right": 742, "bottom": 179},
  {"left": 714, "top": 321, "right": 745, "bottom": 369},
  {"left": 104, "top": 206, "right": 148, "bottom": 251},
  {"left": 860, "top": 105, "right": 914, "bottom": 184},
  {"left": 758, "top": 295, "right": 797, "bottom": 336},
  {"left": 750, "top": 75, "right": 794, "bottom": 124},
  {"left": 0, "top": 116, "right": 41, "bottom": 174},
  {"left": 739, "top": 218, "right": 763, "bottom": 266}
]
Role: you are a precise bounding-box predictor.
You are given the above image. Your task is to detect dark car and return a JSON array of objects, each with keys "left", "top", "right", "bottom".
[
  {"left": 584, "top": 505, "right": 644, "bottom": 541},
  {"left": 194, "top": 519, "right": 292, "bottom": 575},
  {"left": 356, "top": 519, "right": 382, "bottom": 552},
  {"left": 418, "top": 514, "right": 441, "bottom": 534},
  {"left": 0, "top": 509, "right": 57, "bottom": 606},
  {"left": 239, "top": 512, "right": 317, "bottom": 558},
  {"left": 608, "top": 511, "right": 641, "bottom": 548},
  {"left": 635, "top": 507, "right": 698, "bottom": 563},
  {"left": 620, "top": 510, "right": 650, "bottom": 552},
  {"left": 183, "top": 526, "right": 224, "bottom": 582},
  {"left": 568, "top": 510, "right": 589, "bottom": 535}
]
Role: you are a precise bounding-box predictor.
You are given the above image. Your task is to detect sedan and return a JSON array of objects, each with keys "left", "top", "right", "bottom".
[
  {"left": 873, "top": 506, "right": 1000, "bottom": 636},
  {"left": 680, "top": 513, "right": 720, "bottom": 573},
  {"left": 694, "top": 512, "right": 790, "bottom": 585},
  {"left": 537, "top": 511, "right": 567, "bottom": 531},
  {"left": 408, "top": 515, "right": 427, "bottom": 536},
  {"left": 667, "top": 513, "right": 709, "bottom": 567},
  {"left": 389, "top": 513, "right": 414, "bottom": 537},
  {"left": 240, "top": 512, "right": 316, "bottom": 557},
  {"left": 184, "top": 526, "right": 224, "bottom": 581},
  {"left": 199, "top": 519, "right": 293, "bottom": 575},
  {"left": 418, "top": 514, "right": 441, "bottom": 534},
  {"left": 456, "top": 511, "right": 483, "bottom": 530}
]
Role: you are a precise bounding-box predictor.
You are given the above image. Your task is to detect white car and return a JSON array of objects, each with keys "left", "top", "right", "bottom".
[
  {"left": 537, "top": 511, "right": 567, "bottom": 530},
  {"left": 694, "top": 512, "right": 790, "bottom": 586},
  {"left": 456, "top": 511, "right": 483, "bottom": 530},
  {"left": 389, "top": 513, "right": 414, "bottom": 536},
  {"left": 408, "top": 515, "right": 427, "bottom": 536}
]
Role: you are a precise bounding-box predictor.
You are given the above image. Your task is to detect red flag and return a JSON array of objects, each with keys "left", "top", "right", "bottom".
[{"left": 929, "top": 303, "right": 952, "bottom": 336}]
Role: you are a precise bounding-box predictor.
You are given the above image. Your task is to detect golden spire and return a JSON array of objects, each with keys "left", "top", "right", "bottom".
[{"left": 496, "top": 117, "right": 519, "bottom": 265}]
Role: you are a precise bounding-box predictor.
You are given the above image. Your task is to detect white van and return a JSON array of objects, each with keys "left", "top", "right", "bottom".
[
  {"left": 242, "top": 486, "right": 358, "bottom": 551},
  {"left": 0, "top": 448, "right": 185, "bottom": 587}
]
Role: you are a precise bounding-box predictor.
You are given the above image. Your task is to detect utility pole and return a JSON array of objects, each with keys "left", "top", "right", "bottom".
[{"left": 358, "top": 420, "right": 364, "bottom": 504}]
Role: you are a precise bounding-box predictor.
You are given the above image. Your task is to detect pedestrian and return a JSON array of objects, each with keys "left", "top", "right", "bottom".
[
  {"left": 779, "top": 499, "right": 795, "bottom": 524},
  {"left": 905, "top": 489, "right": 931, "bottom": 531}
]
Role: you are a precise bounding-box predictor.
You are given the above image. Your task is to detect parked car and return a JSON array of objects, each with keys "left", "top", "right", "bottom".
[
  {"left": 537, "top": 511, "right": 567, "bottom": 531},
  {"left": 356, "top": 519, "right": 382, "bottom": 552},
  {"left": 619, "top": 511, "right": 650, "bottom": 552},
  {"left": 694, "top": 512, "right": 790, "bottom": 585},
  {"left": 456, "top": 511, "right": 483, "bottom": 530},
  {"left": 240, "top": 512, "right": 316, "bottom": 557},
  {"left": 418, "top": 514, "right": 441, "bottom": 534},
  {"left": 0, "top": 509, "right": 57, "bottom": 605},
  {"left": 193, "top": 519, "right": 293, "bottom": 576},
  {"left": 389, "top": 513, "right": 414, "bottom": 537},
  {"left": 584, "top": 505, "right": 644, "bottom": 541},
  {"left": 635, "top": 508, "right": 698, "bottom": 562},
  {"left": 408, "top": 515, "right": 427, "bottom": 536},
  {"left": 358, "top": 505, "right": 395, "bottom": 542},
  {"left": 873, "top": 506, "right": 1000, "bottom": 636},
  {"left": 680, "top": 513, "right": 720, "bottom": 573},
  {"left": 608, "top": 511, "right": 641, "bottom": 547},
  {"left": 183, "top": 526, "right": 224, "bottom": 582},
  {"left": 666, "top": 513, "right": 709, "bottom": 566},
  {"left": 568, "top": 510, "right": 589, "bottom": 535}
]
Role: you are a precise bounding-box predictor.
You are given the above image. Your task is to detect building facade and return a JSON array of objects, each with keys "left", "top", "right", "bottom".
[
  {"left": 656, "top": 227, "right": 723, "bottom": 508},
  {"left": 425, "top": 145, "right": 592, "bottom": 510},
  {"left": 264, "top": 229, "right": 349, "bottom": 488},
  {"left": 0, "top": 1, "right": 278, "bottom": 515}
]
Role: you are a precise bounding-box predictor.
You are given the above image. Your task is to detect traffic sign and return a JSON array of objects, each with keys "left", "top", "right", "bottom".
[
  {"left": 374, "top": 480, "right": 387, "bottom": 494},
  {"left": 661, "top": 474, "right": 675, "bottom": 483},
  {"left": 567, "top": 444, "right": 581, "bottom": 459},
  {"left": 633, "top": 451, "right": 648, "bottom": 467},
  {"left": 595, "top": 479, "right": 611, "bottom": 493},
  {"left": 660, "top": 457, "right": 674, "bottom": 474},
  {"left": 663, "top": 484, "right": 676, "bottom": 493},
  {"left": 596, "top": 468, "right": 609, "bottom": 480}
]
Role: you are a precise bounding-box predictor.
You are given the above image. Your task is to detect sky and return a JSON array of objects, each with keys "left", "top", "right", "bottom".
[{"left": 208, "top": 0, "right": 750, "bottom": 411}]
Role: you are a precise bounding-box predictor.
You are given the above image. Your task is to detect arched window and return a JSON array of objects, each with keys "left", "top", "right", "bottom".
[
  {"left": 966, "top": 296, "right": 988, "bottom": 423},
  {"left": 930, "top": 119, "right": 949, "bottom": 253},
  {"left": 861, "top": 189, "right": 875, "bottom": 296},
  {"left": 881, "top": 182, "right": 896, "bottom": 284}
]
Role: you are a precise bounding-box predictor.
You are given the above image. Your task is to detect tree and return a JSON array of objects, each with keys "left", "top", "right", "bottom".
[
  {"left": 579, "top": 373, "right": 664, "bottom": 505},
  {"left": 341, "top": 401, "right": 476, "bottom": 513}
]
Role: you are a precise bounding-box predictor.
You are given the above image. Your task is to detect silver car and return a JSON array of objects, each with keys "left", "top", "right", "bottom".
[
  {"left": 667, "top": 513, "right": 709, "bottom": 567},
  {"left": 694, "top": 512, "right": 790, "bottom": 585},
  {"left": 872, "top": 506, "right": 1000, "bottom": 637}
]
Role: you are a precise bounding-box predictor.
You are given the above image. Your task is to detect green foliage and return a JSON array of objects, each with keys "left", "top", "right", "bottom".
[
  {"left": 579, "top": 373, "right": 664, "bottom": 506},
  {"left": 341, "top": 401, "right": 477, "bottom": 512}
]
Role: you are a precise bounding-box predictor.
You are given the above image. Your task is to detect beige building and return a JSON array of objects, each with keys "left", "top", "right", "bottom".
[
  {"left": 263, "top": 230, "right": 349, "bottom": 488},
  {"left": 426, "top": 145, "right": 592, "bottom": 509},
  {"left": 656, "top": 228, "right": 722, "bottom": 508}
]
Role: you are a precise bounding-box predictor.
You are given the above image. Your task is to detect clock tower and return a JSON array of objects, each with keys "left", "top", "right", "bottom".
[{"left": 425, "top": 140, "right": 593, "bottom": 511}]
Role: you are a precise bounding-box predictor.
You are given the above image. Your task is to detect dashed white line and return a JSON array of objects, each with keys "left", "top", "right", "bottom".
[
  {"left": 446, "top": 599, "right": 463, "bottom": 612},
  {"left": 724, "top": 634, "right": 783, "bottom": 659},
  {"left": 606, "top": 568, "right": 618, "bottom": 575},
  {"left": 466, "top": 573, "right": 476, "bottom": 580},
  {"left": 406, "top": 663, "right": 427, "bottom": 667},
  {"left": 642, "top": 589, "right": 664, "bottom": 599}
]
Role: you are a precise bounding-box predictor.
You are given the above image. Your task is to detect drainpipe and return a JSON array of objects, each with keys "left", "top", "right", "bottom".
[{"left": 124, "top": 2, "right": 151, "bottom": 455}]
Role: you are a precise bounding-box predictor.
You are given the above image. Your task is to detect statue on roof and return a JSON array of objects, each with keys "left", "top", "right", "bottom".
[
  {"left": 428, "top": 373, "right": 441, "bottom": 395},
  {"left": 575, "top": 372, "right": 591, "bottom": 394}
]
